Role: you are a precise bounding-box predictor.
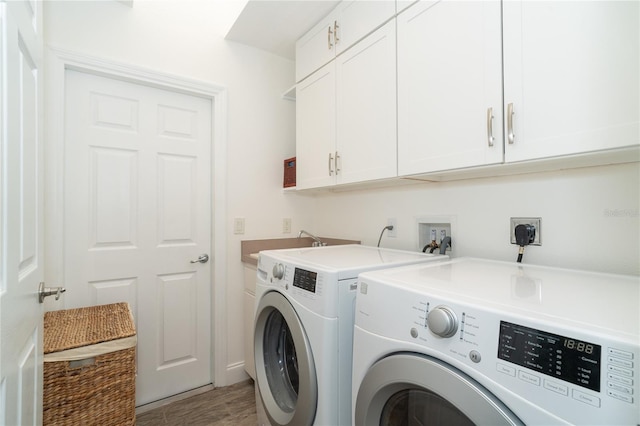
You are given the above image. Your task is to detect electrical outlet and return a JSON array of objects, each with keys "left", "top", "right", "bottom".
[
  {"left": 510, "top": 217, "right": 542, "bottom": 245},
  {"left": 234, "top": 217, "right": 245, "bottom": 235},
  {"left": 387, "top": 218, "right": 397, "bottom": 237},
  {"left": 283, "top": 218, "right": 292, "bottom": 234}
]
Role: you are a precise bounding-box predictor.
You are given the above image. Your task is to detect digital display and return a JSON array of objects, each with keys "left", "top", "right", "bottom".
[
  {"left": 293, "top": 268, "right": 317, "bottom": 293},
  {"left": 498, "top": 321, "right": 601, "bottom": 392}
]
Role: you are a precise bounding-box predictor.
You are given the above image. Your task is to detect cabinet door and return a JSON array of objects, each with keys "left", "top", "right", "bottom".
[
  {"left": 335, "top": 0, "right": 396, "bottom": 55},
  {"left": 336, "top": 20, "right": 397, "bottom": 185},
  {"left": 397, "top": 0, "right": 503, "bottom": 176},
  {"left": 296, "top": 12, "right": 337, "bottom": 83},
  {"left": 503, "top": 1, "right": 639, "bottom": 162},
  {"left": 296, "top": 63, "right": 337, "bottom": 189},
  {"left": 397, "top": 0, "right": 419, "bottom": 15}
]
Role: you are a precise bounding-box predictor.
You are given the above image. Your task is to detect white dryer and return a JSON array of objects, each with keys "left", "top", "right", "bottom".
[
  {"left": 352, "top": 258, "right": 639, "bottom": 425},
  {"left": 254, "top": 245, "right": 447, "bottom": 426}
]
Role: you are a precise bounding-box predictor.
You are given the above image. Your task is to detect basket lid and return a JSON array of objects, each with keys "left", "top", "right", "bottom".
[{"left": 44, "top": 302, "right": 136, "bottom": 354}]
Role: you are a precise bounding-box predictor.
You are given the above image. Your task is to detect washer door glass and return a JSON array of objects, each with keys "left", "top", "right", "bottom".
[
  {"left": 263, "top": 309, "right": 299, "bottom": 411},
  {"left": 355, "top": 353, "right": 523, "bottom": 426},
  {"left": 381, "top": 389, "right": 474, "bottom": 426},
  {"left": 254, "top": 291, "right": 317, "bottom": 426}
]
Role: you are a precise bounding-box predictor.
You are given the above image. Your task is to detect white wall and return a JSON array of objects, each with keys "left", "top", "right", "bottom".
[
  {"left": 43, "top": 0, "right": 640, "bottom": 392},
  {"left": 313, "top": 162, "right": 640, "bottom": 276},
  {"left": 43, "top": 0, "right": 316, "bottom": 386}
]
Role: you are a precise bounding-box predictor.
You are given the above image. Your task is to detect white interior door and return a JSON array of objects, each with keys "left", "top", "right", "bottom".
[
  {"left": 63, "top": 69, "right": 213, "bottom": 406},
  {"left": 0, "top": 0, "right": 44, "bottom": 424}
]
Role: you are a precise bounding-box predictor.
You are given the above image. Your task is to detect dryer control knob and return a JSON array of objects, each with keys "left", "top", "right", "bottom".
[
  {"left": 272, "top": 263, "right": 285, "bottom": 280},
  {"left": 427, "top": 306, "right": 458, "bottom": 338}
]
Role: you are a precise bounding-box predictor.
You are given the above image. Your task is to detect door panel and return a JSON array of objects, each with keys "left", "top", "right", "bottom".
[
  {"left": 0, "top": 0, "right": 44, "bottom": 424},
  {"left": 63, "top": 69, "right": 212, "bottom": 405}
]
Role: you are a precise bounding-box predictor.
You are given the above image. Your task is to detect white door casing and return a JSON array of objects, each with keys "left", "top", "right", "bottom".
[
  {"left": 63, "top": 69, "right": 212, "bottom": 405},
  {"left": 0, "top": 0, "right": 44, "bottom": 424}
]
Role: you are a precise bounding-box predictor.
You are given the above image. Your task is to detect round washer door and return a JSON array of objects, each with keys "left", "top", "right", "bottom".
[
  {"left": 355, "top": 353, "right": 524, "bottom": 426},
  {"left": 254, "top": 291, "right": 317, "bottom": 426}
]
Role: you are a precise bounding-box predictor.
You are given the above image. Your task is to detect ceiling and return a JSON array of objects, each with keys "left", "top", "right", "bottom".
[{"left": 225, "top": 0, "right": 341, "bottom": 60}]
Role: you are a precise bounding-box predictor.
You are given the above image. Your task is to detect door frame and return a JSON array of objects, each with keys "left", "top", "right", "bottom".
[{"left": 43, "top": 45, "right": 230, "bottom": 386}]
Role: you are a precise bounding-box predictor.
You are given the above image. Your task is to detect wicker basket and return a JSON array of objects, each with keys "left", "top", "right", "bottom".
[
  {"left": 283, "top": 156, "right": 296, "bottom": 188},
  {"left": 43, "top": 303, "right": 137, "bottom": 426}
]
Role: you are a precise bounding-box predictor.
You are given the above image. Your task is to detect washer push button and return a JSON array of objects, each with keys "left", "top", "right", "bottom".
[{"left": 606, "top": 347, "right": 635, "bottom": 404}]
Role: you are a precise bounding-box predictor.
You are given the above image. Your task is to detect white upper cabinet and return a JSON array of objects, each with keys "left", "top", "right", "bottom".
[
  {"left": 397, "top": 0, "right": 503, "bottom": 176},
  {"left": 336, "top": 19, "right": 397, "bottom": 185},
  {"left": 296, "top": 63, "right": 337, "bottom": 189},
  {"left": 296, "top": 20, "right": 397, "bottom": 189},
  {"left": 295, "top": 0, "right": 639, "bottom": 190},
  {"left": 296, "top": 13, "right": 337, "bottom": 84},
  {"left": 396, "top": 0, "right": 418, "bottom": 15},
  {"left": 503, "top": 1, "right": 639, "bottom": 162},
  {"left": 295, "top": 0, "right": 396, "bottom": 83}
]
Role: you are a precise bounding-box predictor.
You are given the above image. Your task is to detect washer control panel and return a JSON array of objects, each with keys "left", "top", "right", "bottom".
[
  {"left": 355, "top": 275, "right": 640, "bottom": 426},
  {"left": 498, "top": 321, "right": 601, "bottom": 392}
]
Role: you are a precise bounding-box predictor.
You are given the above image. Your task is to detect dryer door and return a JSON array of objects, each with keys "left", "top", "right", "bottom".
[
  {"left": 254, "top": 291, "right": 317, "bottom": 426},
  {"left": 354, "top": 353, "right": 523, "bottom": 425}
]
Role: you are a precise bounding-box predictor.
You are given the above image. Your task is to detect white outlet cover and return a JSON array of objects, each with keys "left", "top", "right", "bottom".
[{"left": 387, "top": 218, "right": 397, "bottom": 237}]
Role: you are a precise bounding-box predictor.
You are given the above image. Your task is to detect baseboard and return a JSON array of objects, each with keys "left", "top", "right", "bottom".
[
  {"left": 135, "top": 384, "right": 214, "bottom": 414},
  {"left": 224, "top": 361, "right": 250, "bottom": 386}
]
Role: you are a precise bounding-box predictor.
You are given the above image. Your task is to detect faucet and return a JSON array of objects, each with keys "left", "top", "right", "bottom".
[{"left": 298, "top": 230, "right": 326, "bottom": 247}]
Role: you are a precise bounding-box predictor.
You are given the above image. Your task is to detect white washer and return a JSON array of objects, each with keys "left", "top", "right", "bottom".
[
  {"left": 353, "top": 257, "right": 639, "bottom": 425},
  {"left": 254, "top": 245, "right": 447, "bottom": 426}
]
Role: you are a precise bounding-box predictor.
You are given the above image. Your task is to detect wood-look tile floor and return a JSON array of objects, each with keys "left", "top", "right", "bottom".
[{"left": 136, "top": 379, "right": 257, "bottom": 425}]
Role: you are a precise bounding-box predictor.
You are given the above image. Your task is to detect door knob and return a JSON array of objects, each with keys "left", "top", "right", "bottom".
[
  {"left": 38, "top": 282, "right": 66, "bottom": 304},
  {"left": 190, "top": 254, "right": 209, "bottom": 264}
]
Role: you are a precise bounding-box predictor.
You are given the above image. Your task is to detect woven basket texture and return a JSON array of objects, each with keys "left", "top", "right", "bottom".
[
  {"left": 44, "top": 302, "right": 136, "bottom": 354},
  {"left": 43, "top": 303, "right": 136, "bottom": 425}
]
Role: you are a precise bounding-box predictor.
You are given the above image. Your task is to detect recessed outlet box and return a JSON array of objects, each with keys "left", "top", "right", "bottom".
[
  {"left": 417, "top": 215, "right": 455, "bottom": 254},
  {"left": 510, "top": 217, "right": 542, "bottom": 245}
]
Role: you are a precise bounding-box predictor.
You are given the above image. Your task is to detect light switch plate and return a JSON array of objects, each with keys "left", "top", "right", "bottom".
[
  {"left": 283, "top": 218, "right": 292, "bottom": 234},
  {"left": 234, "top": 217, "right": 245, "bottom": 234}
]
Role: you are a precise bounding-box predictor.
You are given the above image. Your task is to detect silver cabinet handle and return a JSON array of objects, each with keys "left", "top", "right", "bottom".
[
  {"left": 487, "top": 107, "right": 494, "bottom": 147},
  {"left": 328, "top": 26, "right": 333, "bottom": 50},
  {"left": 335, "top": 151, "right": 340, "bottom": 175},
  {"left": 328, "top": 152, "right": 334, "bottom": 176},
  {"left": 334, "top": 21, "right": 340, "bottom": 45},
  {"left": 190, "top": 254, "right": 209, "bottom": 264},
  {"left": 507, "top": 102, "right": 515, "bottom": 144},
  {"left": 38, "top": 282, "right": 66, "bottom": 303}
]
